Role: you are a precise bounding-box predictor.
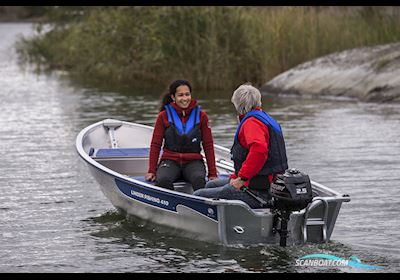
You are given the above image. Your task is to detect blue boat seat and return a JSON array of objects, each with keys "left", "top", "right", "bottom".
[{"left": 89, "top": 148, "right": 150, "bottom": 158}]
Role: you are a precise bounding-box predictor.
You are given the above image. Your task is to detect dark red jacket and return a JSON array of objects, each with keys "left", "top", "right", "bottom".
[
  {"left": 148, "top": 99, "right": 217, "bottom": 178},
  {"left": 230, "top": 107, "right": 273, "bottom": 187}
]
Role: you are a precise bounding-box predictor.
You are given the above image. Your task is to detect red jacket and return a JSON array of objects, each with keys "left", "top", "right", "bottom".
[
  {"left": 148, "top": 99, "right": 217, "bottom": 178},
  {"left": 230, "top": 107, "right": 273, "bottom": 187}
]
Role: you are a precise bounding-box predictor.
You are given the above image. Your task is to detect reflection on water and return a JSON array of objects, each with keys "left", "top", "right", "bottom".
[
  {"left": 0, "top": 23, "right": 399, "bottom": 273},
  {"left": 84, "top": 210, "right": 360, "bottom": 273}
]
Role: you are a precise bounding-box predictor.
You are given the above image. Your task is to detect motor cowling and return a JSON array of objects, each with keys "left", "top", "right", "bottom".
[{"left": 270, "top": 168, "right": 313, "bottom": 211}]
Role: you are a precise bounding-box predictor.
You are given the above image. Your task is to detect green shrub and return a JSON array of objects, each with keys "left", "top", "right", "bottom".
[{"left": 16, "top": 6, "right": 400, "bottom": 91}]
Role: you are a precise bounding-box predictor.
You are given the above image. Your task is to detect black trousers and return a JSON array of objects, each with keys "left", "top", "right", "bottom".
[{"left": 155, "top": 159, "right": 206, "bottom": 191}]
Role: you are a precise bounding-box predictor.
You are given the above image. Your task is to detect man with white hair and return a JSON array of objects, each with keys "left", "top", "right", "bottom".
[{"left": 193, "top": 83, "right": 288, "bottom": 208}]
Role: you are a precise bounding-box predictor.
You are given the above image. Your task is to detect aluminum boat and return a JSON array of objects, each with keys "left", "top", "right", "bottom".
[{"left": 76, "top": 118, "right": 350, "bottom": 246}]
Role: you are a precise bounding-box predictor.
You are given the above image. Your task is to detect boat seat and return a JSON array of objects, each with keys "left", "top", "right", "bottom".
[
  {"left": 89, "top": 147, "right": 150, "bottom": 158},
  {"left": 130, "top": 176, "right": 193, "bottom": 194},
  {"left": 130, "top": 174, "right": 231, "bottom": 195},
  {"left": 89, "top": 148, "right": 151, "bottom": 176}
]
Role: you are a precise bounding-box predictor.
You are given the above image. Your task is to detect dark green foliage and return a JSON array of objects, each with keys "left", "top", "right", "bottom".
[{"left": 16, "top": 6, "right": 400, "bottom": 91}]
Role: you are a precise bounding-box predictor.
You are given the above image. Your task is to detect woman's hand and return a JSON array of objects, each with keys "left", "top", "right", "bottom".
[
  {"left": 229, "top": 177, "right": 245, "bottom": 190},
  {"left": 145, "top": 173, "right": 156, "bottom": 182},
  {"left": 208, "top": 176, "right": 218, "bottom": 181}
]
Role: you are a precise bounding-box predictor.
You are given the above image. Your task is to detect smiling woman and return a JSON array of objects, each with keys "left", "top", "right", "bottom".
[
  {"left": 145, "top": 79, "right": 218, "bottom": 191},
  {"left": 173, "top": 86, "right": 192, "bottom": 110}
]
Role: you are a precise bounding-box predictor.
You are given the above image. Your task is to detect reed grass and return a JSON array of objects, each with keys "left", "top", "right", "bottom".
[{"left": 16, "top": 6, "right": 400, "bottom": 91}]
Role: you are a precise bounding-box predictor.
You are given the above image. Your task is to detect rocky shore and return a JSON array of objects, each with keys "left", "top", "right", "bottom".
[{"left": 262, "top": 42, "right": 400, "bottom": 103}]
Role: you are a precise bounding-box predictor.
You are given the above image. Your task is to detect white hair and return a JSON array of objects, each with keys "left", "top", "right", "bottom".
[{"left": 231, "top": 84, "right": 262, "bottom": 115}]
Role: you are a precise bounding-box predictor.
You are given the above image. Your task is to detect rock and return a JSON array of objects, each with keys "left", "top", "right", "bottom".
[{"left": 262, "top": 42, "right": 400, "bottom": 102}]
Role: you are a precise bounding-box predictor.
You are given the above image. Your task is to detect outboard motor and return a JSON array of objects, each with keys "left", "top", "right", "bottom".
[{"left": 270, "top": 168, "right": 313, "bottom": 247}]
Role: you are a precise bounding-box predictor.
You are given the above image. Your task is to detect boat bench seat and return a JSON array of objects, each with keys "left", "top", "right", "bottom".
[
  {"left": 130, "top": 174, "right": 231, "bottom": 195},
  {"left": 130, "top": 176, "right": 193, "bottom": 194},
  {"left": 89, "top": 148, "right": 150, "bottom": 176},
  {"left": 89, "top": 148, "right": 150, "bottom": 158}
]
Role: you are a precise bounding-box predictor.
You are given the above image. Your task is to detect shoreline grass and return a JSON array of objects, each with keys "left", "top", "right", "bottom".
[{"left": 15, "top": 6, "right": 400, "bottom": 91}]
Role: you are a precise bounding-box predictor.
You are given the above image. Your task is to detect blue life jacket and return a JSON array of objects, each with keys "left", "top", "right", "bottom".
[
  {"left": 163, "top": 104, "right": 202, "bottom": 153},
  {"left": 231, "top": 110, "right": 288, "bottom": 190}
]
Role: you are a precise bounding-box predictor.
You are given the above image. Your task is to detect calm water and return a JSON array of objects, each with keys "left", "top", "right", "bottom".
[{"left": 0, "top": 23, "right": 399, "bottom": 273}]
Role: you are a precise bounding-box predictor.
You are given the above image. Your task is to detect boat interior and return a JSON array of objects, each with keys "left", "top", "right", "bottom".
[
  {"left": 89, "top": 147, "right": 218, "bottom": 194},
  {"left": 89, "top": 146, "right": 324, "bottom": 200}
]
